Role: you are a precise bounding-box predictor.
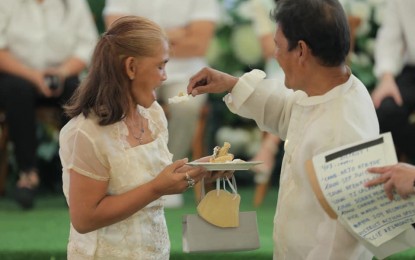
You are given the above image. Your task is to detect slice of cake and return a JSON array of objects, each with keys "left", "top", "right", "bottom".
[
  {"left": 210, "top": 142, "right": 234, "bottom": 163},
  {"left": 168, "top": 91, "right": 190, "bottom": 104}
]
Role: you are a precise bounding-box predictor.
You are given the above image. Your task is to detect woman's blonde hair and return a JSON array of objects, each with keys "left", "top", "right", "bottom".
[{"left": 65, "top": 16, "right": 167, "bottom": 125}]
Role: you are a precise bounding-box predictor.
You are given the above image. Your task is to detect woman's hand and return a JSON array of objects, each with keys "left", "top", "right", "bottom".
[
  {"left": 150, "top": 159, "right": 207, "bottom": 196},
  {"left": 192, "top": 156, "right": 235, "bottom": 183}
]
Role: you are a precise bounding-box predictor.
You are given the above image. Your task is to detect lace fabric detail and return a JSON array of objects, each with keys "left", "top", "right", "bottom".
[
  {"left": 118, "top": 102, "right": 170, "bottom": 150},
  {"left": 63, "top": 101, "right": 172, "bottom": 259},
  {"left": 138, "top": 102, "right": 169, "bottom": 144},
  {"left": 68, "top": 207, "right": 169, "bottom": 260}
]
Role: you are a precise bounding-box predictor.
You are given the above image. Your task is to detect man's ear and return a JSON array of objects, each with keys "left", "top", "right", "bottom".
[
  {"left": 125, "top": 57, "right": 136, "bottom": 80},
  {"left": 297, "top": 40, "right": 310, "bottom": 63}
]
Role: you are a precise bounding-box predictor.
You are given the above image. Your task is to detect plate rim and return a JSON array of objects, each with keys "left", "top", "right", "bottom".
[{"left": 185, "top": 161, "right": 263, "bottom": 170}]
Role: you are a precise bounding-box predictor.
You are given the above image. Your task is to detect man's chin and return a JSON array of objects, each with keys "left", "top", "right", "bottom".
[{"left": 284, "top": 81, "right": 293, "bottom": 90}]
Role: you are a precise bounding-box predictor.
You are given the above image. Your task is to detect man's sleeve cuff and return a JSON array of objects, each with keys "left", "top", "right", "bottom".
[{"left": 223, "top": 69, "right": 267, "bottom": 110}]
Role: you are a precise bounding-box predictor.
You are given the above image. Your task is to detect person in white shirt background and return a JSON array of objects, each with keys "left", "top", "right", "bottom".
[
  {"left": 0, "top": 0, "right": 98, "bottom": 209},
  {"left": 370, "top": 0, "right": 415, "bottom": 163},
  {"left": 187, "top": 0, "right": 379, "bottom": 258},
  {"left": 103, "top": 0, "right": 220, "bottom": 207}
]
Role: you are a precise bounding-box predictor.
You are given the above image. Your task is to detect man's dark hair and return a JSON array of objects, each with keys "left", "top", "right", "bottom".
[{"left": 272, "top": 0, "right": 350, "bottom": 66}]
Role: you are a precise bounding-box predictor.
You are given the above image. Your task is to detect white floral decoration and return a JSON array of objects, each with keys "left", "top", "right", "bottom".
[
  {"left": 231, "top": 24, "right": 262, "bottom": 66},
  {"left": 206, "top": 37, "right": 224, "bottom": 68}
]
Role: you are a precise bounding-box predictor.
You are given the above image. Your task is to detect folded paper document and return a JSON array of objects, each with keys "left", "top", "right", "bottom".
[{"left": 306, "top": 132, "right": 415, "bottom": 259}]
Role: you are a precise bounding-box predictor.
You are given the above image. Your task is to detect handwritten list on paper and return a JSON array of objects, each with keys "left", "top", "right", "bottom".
[{"left": 312, "top": 133, "right": 415, "bottom": 247}]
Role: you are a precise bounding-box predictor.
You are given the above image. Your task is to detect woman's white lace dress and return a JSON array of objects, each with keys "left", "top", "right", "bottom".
[{"left": 60, "top": 102, "right": 173, "bottom": 259}]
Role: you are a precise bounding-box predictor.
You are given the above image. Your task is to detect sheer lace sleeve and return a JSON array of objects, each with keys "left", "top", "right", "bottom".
[{"left": 60, "top": 121, "right": 110, "bottom": 181}]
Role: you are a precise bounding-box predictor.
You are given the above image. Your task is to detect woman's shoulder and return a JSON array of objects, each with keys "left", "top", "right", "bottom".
[{"left": 61, "top": 114, "right": 116, "bottom": 139}]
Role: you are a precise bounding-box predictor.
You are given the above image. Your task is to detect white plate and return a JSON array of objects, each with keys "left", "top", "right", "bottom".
[{"left": 186, "top": 161, "right": 263, "bottom": 171}]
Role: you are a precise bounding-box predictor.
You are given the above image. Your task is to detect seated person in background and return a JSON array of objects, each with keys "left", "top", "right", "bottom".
[
  {"left": 371, "top": 0, "right": 415, "bottom": 162},
  {"left": 59, "top": 16, "right": 220, "bottom": 259},
  {"left": 0, "top": 0, "right": 98, "bottom": 209},
  {"left": 103, "top": 0, "right": 220, "bottom": 208}
]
